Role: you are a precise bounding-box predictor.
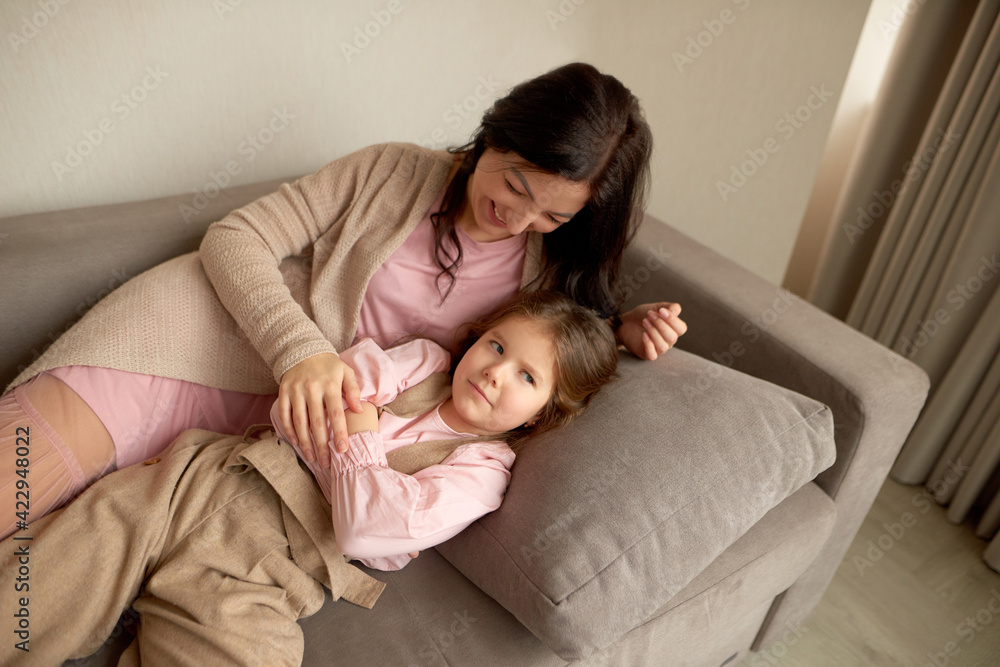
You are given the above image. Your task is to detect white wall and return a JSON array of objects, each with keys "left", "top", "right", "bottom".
[{"left": 0, "top": 0, "right": 871, "bottom": 284}]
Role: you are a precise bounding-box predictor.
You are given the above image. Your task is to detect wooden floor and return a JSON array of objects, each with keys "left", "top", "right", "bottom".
[{"left": 740, "top": 478, "right": 1000, "bottom": 667}]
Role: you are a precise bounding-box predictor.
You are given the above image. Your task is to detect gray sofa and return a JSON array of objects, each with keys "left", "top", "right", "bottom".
[{"left": 0, "top": 174, "right": 929, "bottom": 666}]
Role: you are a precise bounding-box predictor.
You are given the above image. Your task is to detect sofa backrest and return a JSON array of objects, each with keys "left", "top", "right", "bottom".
[{"left": 0, "top": 177, "right": 290, "bottom": 391}]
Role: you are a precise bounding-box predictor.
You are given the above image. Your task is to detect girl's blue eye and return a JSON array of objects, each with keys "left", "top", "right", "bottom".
[
  {"left": 490, "top": 341, "right": 503, "bottom": 354},
  {"left": 521, "top": 371, "right": 535, "bottom": 384}
]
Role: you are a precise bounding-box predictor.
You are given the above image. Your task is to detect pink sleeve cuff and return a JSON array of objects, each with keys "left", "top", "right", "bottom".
[{"left": 330, "top": 430, "right": 388, "bottom": 475}]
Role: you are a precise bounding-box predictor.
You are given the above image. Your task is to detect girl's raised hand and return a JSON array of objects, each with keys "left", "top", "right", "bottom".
[
  {"left": 278, "top": 353, "right": 363, "bottom": 467},
  {"left": 616, "top": 302, "right": 688, "bottom": 361}
]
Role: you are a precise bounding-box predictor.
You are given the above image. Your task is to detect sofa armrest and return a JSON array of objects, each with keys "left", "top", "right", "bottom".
[{"left": 621, "top": 215, "right": 930, "bottom": 645}]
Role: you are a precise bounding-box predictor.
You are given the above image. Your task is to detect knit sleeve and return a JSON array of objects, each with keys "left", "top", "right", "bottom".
[{"left": 199, "top": 143, "right": 390, "bottom": 383}]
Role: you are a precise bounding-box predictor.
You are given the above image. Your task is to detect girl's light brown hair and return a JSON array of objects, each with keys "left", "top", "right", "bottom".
[{"left": 452, "top": 290, "right": 619, "bottom": 452}]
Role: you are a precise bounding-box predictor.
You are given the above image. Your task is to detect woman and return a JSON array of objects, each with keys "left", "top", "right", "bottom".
[{"left": 0, "top": 62, "right": 686, "bottom": 538}]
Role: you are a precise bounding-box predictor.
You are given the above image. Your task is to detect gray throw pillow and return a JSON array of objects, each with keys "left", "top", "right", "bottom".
[{"left": 434, "top": 349, "right": 836, "bottom": 660}]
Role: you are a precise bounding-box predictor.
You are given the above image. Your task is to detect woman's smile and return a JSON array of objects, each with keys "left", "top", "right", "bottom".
[{"left": 488, "top": 199, "right": 507, "bottom": 228}]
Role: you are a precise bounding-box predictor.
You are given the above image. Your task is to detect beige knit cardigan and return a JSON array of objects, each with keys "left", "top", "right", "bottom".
[{"left": 9, "top": 142, "right": 545, "bottom": 395}]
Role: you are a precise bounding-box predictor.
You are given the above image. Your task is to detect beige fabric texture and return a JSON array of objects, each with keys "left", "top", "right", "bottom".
[
  {"left": 0, "top": 418, "right": 495, "bottom": 664},
  {"left": 6, "top": 142, "right": 544, "bottom": 395},
  {"left": 0, "top": 428, "right": 386, "bottom": 666}
]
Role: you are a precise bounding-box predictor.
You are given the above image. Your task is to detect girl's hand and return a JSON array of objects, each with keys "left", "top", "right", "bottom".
[
  {"left": 616, "top": 302, "right": 688, "bottom": 360},
  {"left": 344, "top": 401, "right": 380, "bottom": 437},
  {"left": 278, "top": 353, "right": 362, "bottom": 467}
]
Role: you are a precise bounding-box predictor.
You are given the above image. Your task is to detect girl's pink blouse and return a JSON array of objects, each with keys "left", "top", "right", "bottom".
[{"left": 271, "top": 338, "right": 516, "bottom": 571}]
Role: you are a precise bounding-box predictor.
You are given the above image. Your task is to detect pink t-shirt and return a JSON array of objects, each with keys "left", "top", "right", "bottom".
[
  {"left": 47, "top": 365, "right": 275, "bottom": 470},
  {"left": 271, "top": 338, "right": 515, "bottom": 571},
  {"left": 355, "top": 186, "right": 528, "bottom": 351}
]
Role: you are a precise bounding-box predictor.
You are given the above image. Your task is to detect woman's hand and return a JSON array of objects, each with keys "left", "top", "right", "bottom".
[
  {"left": 616, "top": 302, "right": 688, "bottom": 360},
  {"left": 278, "top": 353, "right": 362, "bottom": 467}
]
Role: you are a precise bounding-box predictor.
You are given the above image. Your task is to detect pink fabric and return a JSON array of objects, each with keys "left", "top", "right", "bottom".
[
  {"left": 354, "top": 186, "right": 528, "bottom": 352},
  {"left": 270, "top": 338, "right": 516, "bottom": 571},
  {"left": 48, "top": 366, "right": 275, "bottom": 470},
  {"left": 0, "top": 377, "right": 87, "bottom": 540}
]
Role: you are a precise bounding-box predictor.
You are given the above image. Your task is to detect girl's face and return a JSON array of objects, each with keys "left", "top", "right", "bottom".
[
  {"left": 458, "top": 148, "right": 591, "bottom": 243},
  {"left": 446, "top": 316, "right": 557, "bottom": 436}
]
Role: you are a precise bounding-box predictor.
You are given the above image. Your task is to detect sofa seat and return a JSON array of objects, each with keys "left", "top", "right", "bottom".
[
  {"left": 67, "top": 438, "right": 837, "bottom": 667},
  {"left": 290, "top": 481, "right": 841, "bottom": 667},
  {"left": 300, "top": 482, "right": 837, "bottom": 666},
  {"left": 65, "top": 483, "right": 835, "bottom": 667}
]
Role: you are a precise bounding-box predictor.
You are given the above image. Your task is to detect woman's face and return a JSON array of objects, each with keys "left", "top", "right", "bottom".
[{"left": 459, "top": 148, "right": 591, "bottom": 243}]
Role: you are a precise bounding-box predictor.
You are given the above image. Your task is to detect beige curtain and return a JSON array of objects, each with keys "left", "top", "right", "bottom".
[{"left": 809, "top": 0, "right": 1000, "bottom": 570}]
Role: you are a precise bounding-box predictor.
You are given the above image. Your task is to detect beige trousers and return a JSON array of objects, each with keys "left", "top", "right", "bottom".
[{"left": 0, "top": 428, "right": 384, "bottom": 666}]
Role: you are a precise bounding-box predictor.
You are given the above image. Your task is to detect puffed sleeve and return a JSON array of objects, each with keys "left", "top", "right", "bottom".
[
  {"left": 267, "top": 338, "right": 451, "bottom": 439},
  {"left": 304, "top": 430, "right": 515, "bottom": 571},
  {"left": 338, "top": 338, "right": 452, "bottom": 407}
]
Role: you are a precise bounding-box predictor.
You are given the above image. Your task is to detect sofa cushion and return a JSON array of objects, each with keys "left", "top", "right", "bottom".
[{"left": 434, "top": 349, "right": 836, "bottom": 660}]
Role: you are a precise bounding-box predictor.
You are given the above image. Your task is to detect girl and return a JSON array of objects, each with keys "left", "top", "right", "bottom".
[
  {"left": 283, "top": 289, "right": 620, "bottom": 571},
  {"left": 0, "top": 291, "right": 618, "bottom": 665},
  {"left": 0, "top": 62, "right": 686, "bottom": 539}
]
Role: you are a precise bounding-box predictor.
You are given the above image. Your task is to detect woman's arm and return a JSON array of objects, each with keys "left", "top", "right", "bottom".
[
  {"left": 199, "top": 144, "right": 392, "bottom": 459},
  {"left": 200, "top": 144, "right": 389, "bottom": 381}
]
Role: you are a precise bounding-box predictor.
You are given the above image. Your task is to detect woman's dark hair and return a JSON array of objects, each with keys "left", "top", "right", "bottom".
[
  {"left": 430, "top": 62, "right": 653, "bottom": 317},
  {"left": 452, "top": 290, "right": 619, "bottom": 453}
]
